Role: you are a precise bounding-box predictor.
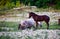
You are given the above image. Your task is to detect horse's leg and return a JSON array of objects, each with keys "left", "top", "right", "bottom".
[
  {"left": 36, "top": 21, "right": 38, "bottom": 29},
  {"left": 45, "top": 21, "right": 49, "bottom": 29}
]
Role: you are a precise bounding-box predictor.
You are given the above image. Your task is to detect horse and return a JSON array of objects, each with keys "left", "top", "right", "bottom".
[
  {"left": 18, "top": 17, "right": 42, "bottom": 30},
  {"left": 29, "top": 12, "right": 50, "bottom": 29}
]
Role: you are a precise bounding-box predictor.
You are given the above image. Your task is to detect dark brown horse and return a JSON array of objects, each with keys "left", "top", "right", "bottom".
[{"left": 29, "top": 12, "right": 50, "bottom": 29}]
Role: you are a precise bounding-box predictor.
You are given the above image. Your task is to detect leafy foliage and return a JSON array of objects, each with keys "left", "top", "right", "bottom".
[
  {"left": 20, "top": 0, "right": 60, "bottom": 9},
  {"left": 0, "top": 0, "right": 60, "bottom": 11},
  {"left": 16, "top": 1, "right": 20, "bottom": 7},
  {"left": 0, "top": 0, "right": 20, "bottom": 11}
]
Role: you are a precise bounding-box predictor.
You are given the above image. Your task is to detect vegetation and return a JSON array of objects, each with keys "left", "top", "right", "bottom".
[
  {"left": 20, "top": 0, "right": 60, "bottom": 9},
  {"left": 0, "top": 30, "right": 59, "bottom": 39},
  {"left": 0, "top": 0, "right": 60, "bottom": 11},
  {"left": 0, "top": 21, "right": 60, "bottom": 31},
  {"left": 0, "top": 0, "right": 20, "bottom": 11},
  {"left": 0, "top": 35, "right": 13, "bottom": 39}
]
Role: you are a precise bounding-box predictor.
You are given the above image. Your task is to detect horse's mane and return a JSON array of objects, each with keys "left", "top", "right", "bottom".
[
  {"left": 29, "top": 12, "right": 47, "bottom": 16},
  {"left": 29, "top": 12, "right": 37, "bottom": 16}
]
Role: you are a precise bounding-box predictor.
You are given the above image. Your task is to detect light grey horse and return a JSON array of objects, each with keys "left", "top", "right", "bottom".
[{"left": 18, "top": 17, "right": 42, "bottom": 30}]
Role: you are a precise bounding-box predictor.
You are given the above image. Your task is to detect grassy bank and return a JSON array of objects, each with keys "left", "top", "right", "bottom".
[{"left": 0, "top": 21, "right": 60, "bottom": 31}]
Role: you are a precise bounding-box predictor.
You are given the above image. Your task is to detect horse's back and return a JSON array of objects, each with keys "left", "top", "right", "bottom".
[
  {"left": 42, "top": 15, "right": 50, "bottom": 22},
  {"left": 37, "top": 15, "right": 50, "bottom": 22}
]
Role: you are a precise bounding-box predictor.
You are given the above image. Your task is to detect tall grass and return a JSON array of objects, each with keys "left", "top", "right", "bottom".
[{"left": 0, "top": 21, "right": 60, "bottom": 31}]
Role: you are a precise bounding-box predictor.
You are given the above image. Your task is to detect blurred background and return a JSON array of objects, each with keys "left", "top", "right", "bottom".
[
  {"left": 0, "top": 0, "right": 60, "bottom": 39},
  {"left": 0, "top": 0, "right": 60, "bottom": 31}
]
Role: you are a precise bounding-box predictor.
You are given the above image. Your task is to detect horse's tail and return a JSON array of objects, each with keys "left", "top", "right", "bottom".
[
  {"left": 48, "top": 16, "right": 50, "bottom": 22},
  {"left": 45, "top": 15, "right": 50, "bottom": 22}
]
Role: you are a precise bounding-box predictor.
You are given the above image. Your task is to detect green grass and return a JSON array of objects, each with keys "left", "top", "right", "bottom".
[
  {"left": 0, "top": 21, "right": 60, "bottom": 31},
  {"left": 0, "top": 21, "right": 19, "bottom": 31},
  {"left": 0, "top": 35, "right": 14, "bottom": 39},
  {"left": 41, "top": 22, "right": 60, "bottom": 29}
]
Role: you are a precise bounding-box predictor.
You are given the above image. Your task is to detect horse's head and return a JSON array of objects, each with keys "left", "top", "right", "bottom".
[
  {"left": 18, "top": 21, "right": 28, "bottom": 30},
  {"left": 18, "top": 23, "right": 26, "bottom": 30},
  {"left": 29, "top": 12, "right": 35, "bottom": 18}
]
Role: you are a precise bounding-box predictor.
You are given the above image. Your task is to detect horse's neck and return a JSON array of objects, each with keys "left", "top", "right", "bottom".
[{"left": 32, "top": 14, "right": 37, "bottom": 18}]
